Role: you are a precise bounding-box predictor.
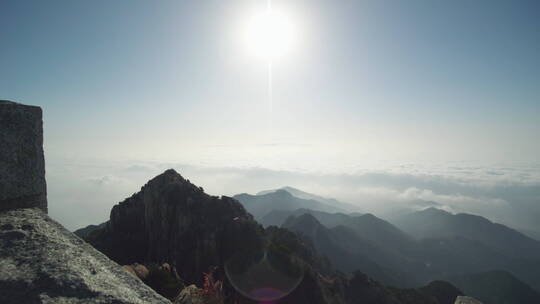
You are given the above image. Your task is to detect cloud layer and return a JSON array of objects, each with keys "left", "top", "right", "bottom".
[{"left": 46, "top": 157, "right": 540, "bottom": 236}]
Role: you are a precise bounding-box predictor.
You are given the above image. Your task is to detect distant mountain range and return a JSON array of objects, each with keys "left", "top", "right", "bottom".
[
  {"left": 233, "top": 189, "right": 349, "bottom": 221},
  {"left": 257, "top": 186, "right": 362, "bottom": 212},
  {"left": 236, "top": 188, "right": 540, "bottom": 299},
  {"left": 266, "top": 208, "right": 412, "bottom": 252},
  {"left": 393, "top": 207, "right": 540, "bottom": 260},
  {"left": 260, "top": 208, "right": 352, "bottom": 228},
  {"left": 282, "top": 213, "right": 416, "bottom": 287},
  {"left": 75, "top": 177, "right": 540, "bottom": 303}
]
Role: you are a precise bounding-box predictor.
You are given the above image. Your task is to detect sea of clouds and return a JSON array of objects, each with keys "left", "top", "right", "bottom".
[{"left": 46, "top": 154, "right": 540, "bottom": 239}]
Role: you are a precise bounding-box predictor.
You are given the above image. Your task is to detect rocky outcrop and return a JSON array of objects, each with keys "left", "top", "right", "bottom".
[
  {"left": 0, "top": 208, "right": 170, "bottom": 304},
  {"left": 454, "top": 296, "right": 483, "bottom": 304},
  {"left": 122, "top": 263, "right": 150, "bottom": 281},
  {"left": 0, "top": 100, "right": 47, "bottom": 212},
  {"left": 124, "top": 262, "right": 184, "bottom": 300},
  {"left": 174, "top": 285, "right": 205, "bottom": 304},
  {"left": 86, "top": 169, "right": 265, "bottom": 286}
]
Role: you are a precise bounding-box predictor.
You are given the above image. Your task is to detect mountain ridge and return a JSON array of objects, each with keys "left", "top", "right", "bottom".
[
  {"left": 394, "top": 207, "right": 540, "bottom": 260},
  {"left": 257, "top": 186, "right": 362, "bottom": 212},
  {"left": 234, "top": 189, "right": 348, "bottom": 221},
  {"left": 82, "top": 169, "right": 461, "bottom": 303}
]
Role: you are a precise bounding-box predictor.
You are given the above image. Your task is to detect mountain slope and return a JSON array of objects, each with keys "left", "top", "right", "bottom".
[
  {"left": 447, "top": 270, "right": 540, "bottom": 304},
  {"left": 276, "top": 208, "right": 540, "bottom": 292},
  {"left": 418, "top": 281, "right": 464, "bottom": 304},
  {"left": 261, "top": 208, "right": 352, "bottom": 227},
  {"left": 282, "top": 213, "right": 418, "bottom": 287},
  {"left": 394, "top": 208, "right": 540, "bottom": 260},
  {"left": 262, "top": 208, "right": 413, "bottom": 252},
  {"left": 74, "top": 221, "right": 107, "bottom": 238},
  {"left": 342, "top": 213, "right": 413, "bottom": 251}
]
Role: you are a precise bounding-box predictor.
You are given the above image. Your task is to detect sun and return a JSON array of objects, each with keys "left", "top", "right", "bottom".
[{"left": 243, "top": 9, "right": 296, "bottom": 61}]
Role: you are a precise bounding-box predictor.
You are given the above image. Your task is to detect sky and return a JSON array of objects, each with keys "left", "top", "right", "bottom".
[{"left": 1, "top": 1, "right": 539, "bottom": 231}]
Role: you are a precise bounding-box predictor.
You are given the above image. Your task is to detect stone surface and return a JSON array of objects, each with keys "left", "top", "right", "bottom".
[
  {"left": 0, "top": 208, "right": 170, "bottom": 304},
  {"left": 173, "top": 285, "right": 204, "bottom": 304},
  {"left": 0, "top": 100, "right": 47, "bottom": 212},
  {"left": 122, "top": 263, "right": 150, "bottom": 281},
  {"left": 454, "top": 296, "right": 483, "bottom": 304}
]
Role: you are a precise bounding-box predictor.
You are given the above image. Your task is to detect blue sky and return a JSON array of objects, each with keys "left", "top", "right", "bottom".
[
  {"left": 1, "top": 0, "right": 539, "bottom": 164},
  {"left": 2, "top": 0, "right": 539, "bottom": 230}
]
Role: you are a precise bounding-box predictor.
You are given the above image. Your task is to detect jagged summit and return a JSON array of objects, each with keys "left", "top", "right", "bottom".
[
  {"left": 86, "top": 169, "right": 263, "bottom": 285},
  {"left": 114, "top": 168, "right": 222, "bottom": 215},
  {"left": 157, "top": 167, "right": 182, "bottom": 178},
  {"left": 140, "top": 168, "right": 190, "bottom": 190}
]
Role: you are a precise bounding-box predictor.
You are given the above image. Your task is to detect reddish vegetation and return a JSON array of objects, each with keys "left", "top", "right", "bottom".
[{"left": 201, "top": 268, "right": 224, "bottom": 304}]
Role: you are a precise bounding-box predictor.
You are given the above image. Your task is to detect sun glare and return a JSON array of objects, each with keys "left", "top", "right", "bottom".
[{"left": 243, "top": 9, "right": 296, "bottom": 61}]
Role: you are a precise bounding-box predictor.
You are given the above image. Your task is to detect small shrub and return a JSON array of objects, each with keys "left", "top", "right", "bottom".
[
  {"left": 144, "top": 263, "right": 184, "bottom": 300},
  {"left": 200, "top": 267, "right": 224, "bottom": 304}
]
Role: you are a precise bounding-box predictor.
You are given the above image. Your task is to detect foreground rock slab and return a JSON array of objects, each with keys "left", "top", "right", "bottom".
[{"left": 0, "top": 208, "right": 170, "bottom": 304}]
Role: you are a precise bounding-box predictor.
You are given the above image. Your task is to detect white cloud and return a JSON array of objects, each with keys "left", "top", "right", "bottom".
[{"left": 44, "top": 157, "right": 540, "bottom": 234}]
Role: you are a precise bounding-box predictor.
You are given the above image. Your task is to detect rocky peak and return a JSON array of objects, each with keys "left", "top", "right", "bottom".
[
  {"left": 144, "top": 169, "right": 188, "bottom": 189},
  {"left": 87, "top": 169, "right": 264, "bottom": 285}
]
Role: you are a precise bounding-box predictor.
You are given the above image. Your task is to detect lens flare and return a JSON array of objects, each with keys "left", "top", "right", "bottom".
[{"left": 225, "top": 249, "right": 304, "bottom": 301}]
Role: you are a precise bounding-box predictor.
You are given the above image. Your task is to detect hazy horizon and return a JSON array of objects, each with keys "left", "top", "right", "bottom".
[{"left": 1, "top": 1, "right": 539, "bottom": 232}]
